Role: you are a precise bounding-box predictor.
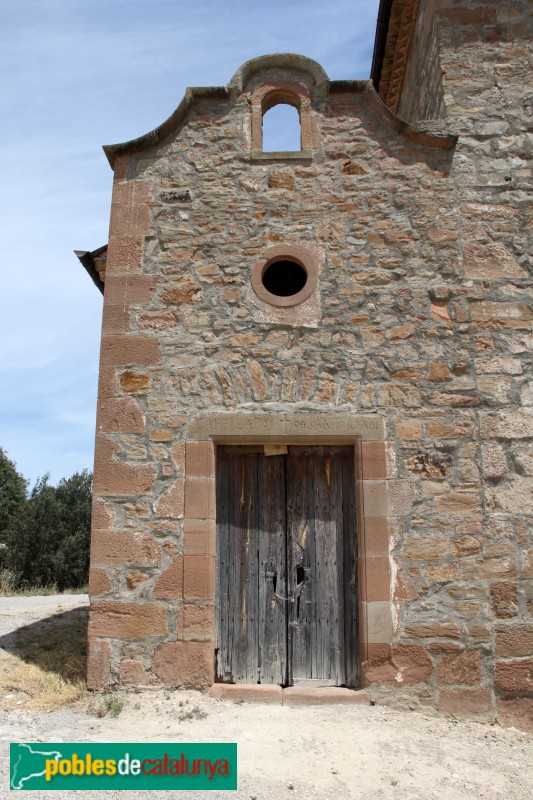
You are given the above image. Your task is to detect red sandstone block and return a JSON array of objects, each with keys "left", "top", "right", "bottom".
[
  {"left": 93, "top": 436, "right": 120, "bottom": 465},
  {"left": 365, "top": 643, "right": 392, "bottom": 662},
  {"left": 126, "top": 570, "right": 149, "bottom": 590},
  {"left": 119, "top": 371, "right": 151, "bottom": 395},
  {"left": 119, "top": 659, "right": 149, "bottom": 686},
  {"left": 171, "top": 443, "right": 186, "bottom": 474},
  {"left": 362, "top": 659, "right": 397, "bottom": 687},
  {"left": 186, "top": 441, "right": 215, "bottom": 477},
  {"left": 90, "top": 529, "right": 160, "bottom": 567},
  {"left": 439, "top": 689, "right": 494, "bottom": 723},
  {"left": 153, "top": 641, "right": 214, "bottom": 689},
  {"left": 100, "top": 335, "right": 162, "bottom": 368},
  {"left": 87, "top": 638, "right": 111, "bottom": 690},
  {"left": 521, "top": 549, "right": 533, "bottom": 578},
  {"left": 247, "top": 361, "right": 269, "bottom": 401},
  {"left": 96, "top": 366, "right": 116, "bottom": 400},
  {"left": 184, "top": 477, "right": 215, "bottom": 520},
  {"left": 180, "top": 603, "right": 215, "bottom": 640},
  {"left": 90, "top": 601, "right": 167, "bottom": 639},
  {"left": 496, "top": 624, "right": 533, "bottom": 656},
  {"left": 96, "top": 398, "right": 144, "bottom": 434},
  {"left": 111, "top": 180, "right": 152, "bottom": 207},
  {"left": 362, "top": 480, "right": 388, "bottom": 518},
  {"left": 209, "top": 684, "right": 282, "bottom": 704},
  {"left": 104, "top": 274, "right": 156, "bottom": 306},
  {"left": 434, "top": 492, "right": 481, "bottom": 516},
  {"left": 92, "top": 463, "right": 155, "bottom": 497},
  {"left": 391, "top": 644, "right": 433, "bottom": 685},
  {"left": 405, "top": 623, "right": 460, "bottom": 639},
  {"left": 282, "top": 687, "right": 371, "bottom": 706},
  {"left": 88, "top": 567, "right": 112, "bottom": 596},
  {"left": 403, "top": 535, "right": 448, "bottom": 562},
  {"left": 427, "top": 564, "right": 457, "bottom": 583},
  {"left": 109, "top": 201, "right": 151, "bottom": 239},
  {"left": 183, "top": 519, "right": 216, "bottom": 556},
  {"left": 437, "top": 651, "right": 481, "bottom": 687},
  {"left": 160, "top": 287, "right": 202, "bottom": 304},
  {"left": 363, "top": 517, "right": 390, "bottom": 557},
  {"left": 388, "top": 480, "right": 415, "bottom": 517},
  {"left": 106, "top": 237, "right": 144, "bottom": 275},
  {"left": 497, "top": 697, "right": 533, "bottom": 731},
  {"left": 428, "top": 642, "right": 464, "bottom": 654},
  {"left": 393, "top": 568, "right": 419, "bottom": 602},
  {"left": 395, "top": 421, "right": 423, "bottom": 441},
  {"left": 495, "top": 658, "right": 533, "bottom": 692},
  {"left": 428, "top": 422, "right": 473, "bottom": 439},
  {"left": 183, "top": 555, "right": 215, "bottom": 600},
  {"left": 152, "top": 557, "right": 184, "bottom": 600},
  {"left": 360, "top": 556, "right": 390, "bottom": 602},
  {"left": 101, "top": 304, "right": 130, "bottom": 335},
  {"left": 491, "top": 581, "right": 518, "bottom": 618},
  {"left": 91, "top": 499, "right": 116, "bottom": 531},
  {"left": 138, "top": 309, "right": 178, "bottom": 330},
  {"left": 361, "top": 441, "right": 387, "bottom": 479},
  {"left": 362, "top": 643, "right": 433, "bottom": 687},
  {"left": 154, "top": 479, "right": 185, "bottom": 519}
]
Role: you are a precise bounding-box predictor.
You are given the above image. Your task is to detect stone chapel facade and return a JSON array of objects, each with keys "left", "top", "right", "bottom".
[{"left": 79, "top": 0, "right": 532, "bottom": 728}]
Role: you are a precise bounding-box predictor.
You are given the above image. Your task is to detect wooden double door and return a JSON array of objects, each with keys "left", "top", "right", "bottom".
[{"left": 215, "top": 445, "right": 358, "bottom": 687}]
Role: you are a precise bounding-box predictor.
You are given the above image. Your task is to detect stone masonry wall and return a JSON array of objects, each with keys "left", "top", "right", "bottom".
[
  {"left": 397, "top": 0, "right": 445, "bottom": 123},
  {"left": 89, "top": 33, "right": 532, "bottom": 728},
  {"left": 434, "top": 0, "right": 533, "bottom": 732},
  {"left": 379, "top": 0, "right": 533, "bottom": 728}
]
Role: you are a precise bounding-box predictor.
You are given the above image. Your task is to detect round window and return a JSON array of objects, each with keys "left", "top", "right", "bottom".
[
  {"left": 251, "top": 245, "right": 318, "bottom": 308},
  {"left": 262, "top": 259, "right": 307, "bottom": 297}
]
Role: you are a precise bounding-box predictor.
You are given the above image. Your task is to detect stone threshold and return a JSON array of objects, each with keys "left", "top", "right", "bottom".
[{"left": 209, "top": 684, "right": 371, "bottom": 705}]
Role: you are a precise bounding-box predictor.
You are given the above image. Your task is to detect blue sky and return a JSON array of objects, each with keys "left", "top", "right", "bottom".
[{"left": 0, "top": 0, "right": 380, "bottom": 487}]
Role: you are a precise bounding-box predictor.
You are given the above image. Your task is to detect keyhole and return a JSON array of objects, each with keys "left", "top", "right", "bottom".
[
  {"left": 272, "top": 572, "right": 277, "bottom": 594},
  {"left": 296, "top": 566, "right": 305, "bottom": 585}
]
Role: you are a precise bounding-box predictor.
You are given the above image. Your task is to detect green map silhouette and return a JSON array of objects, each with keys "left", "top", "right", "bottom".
[{"left": 11, "top": 744, "right": 63, "bottom": 789}]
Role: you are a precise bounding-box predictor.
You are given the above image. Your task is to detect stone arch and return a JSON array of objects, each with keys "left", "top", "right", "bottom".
[{"left": 251, "top": 81, "right": 316, "bottom": 152}]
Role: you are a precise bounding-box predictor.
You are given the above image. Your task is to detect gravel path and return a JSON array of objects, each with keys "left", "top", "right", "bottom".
[{"left": 0, "top": 596, "right": 531, "bottom": 800}]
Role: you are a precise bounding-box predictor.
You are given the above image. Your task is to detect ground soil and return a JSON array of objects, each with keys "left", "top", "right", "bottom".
[{"left": 0, "top": 595, "right": 531, "bottom": 799}]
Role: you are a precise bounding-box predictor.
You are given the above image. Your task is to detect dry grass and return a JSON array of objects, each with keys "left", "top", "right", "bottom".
[
  {"left": 0, "top": 568, "right": 88, "bottom": 596},
  {"left": 0, "top": 607, "right": 88, "bottom": 711}
]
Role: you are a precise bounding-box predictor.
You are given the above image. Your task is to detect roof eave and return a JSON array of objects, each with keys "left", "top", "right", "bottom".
[
  {"left": 370, "top": 0, "right": 394, "bottom": 91},
  {"left": 75, "top": 247, "right": 106, "bottom": 295}
]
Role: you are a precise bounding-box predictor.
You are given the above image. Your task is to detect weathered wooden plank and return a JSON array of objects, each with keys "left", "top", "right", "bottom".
[
  {"left": 287, "top": 446, "right": 315, "bottom": 682},
  {"left": 215, "top": 448, "right": 233, "bottom": 681},
  {"left": 329, "top": 448, "right": 345, "bottom": 684},
  {"left": 235, "top": 452, "right": 259, "bottom": 683},
  {"left": 257, "top": 454, "right": 287, "bottom": 685},
  {"left": 216, "top": 449, "right": 259, "bottom": 683},
  {"left": 312, "top": 446, "right": 342, "bottom": 683}
]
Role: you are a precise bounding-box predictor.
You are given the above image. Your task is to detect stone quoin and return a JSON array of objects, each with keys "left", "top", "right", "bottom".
[{"left": 77, "top": 0, "right": 533, "bottom": 730}]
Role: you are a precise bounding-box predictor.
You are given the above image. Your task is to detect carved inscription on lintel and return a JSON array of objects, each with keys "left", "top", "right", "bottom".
[{"left": 188, "top": 411, "right": 385, "bottom": 442}]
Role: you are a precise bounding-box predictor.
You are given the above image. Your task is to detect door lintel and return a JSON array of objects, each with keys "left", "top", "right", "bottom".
[{"left": 188, "top": 410, "right": 385, "bottom": 442}]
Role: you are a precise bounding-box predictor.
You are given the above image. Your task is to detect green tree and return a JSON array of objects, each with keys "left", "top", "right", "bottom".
[
  {"left": 52, "top": 470, "right": 93, "bottom": 590},
  {"left": 0, "top": 448, "right": 28, "bottom": 569},
  {"left": 4, "top": 467, "right": 92, "bottom": 591}
]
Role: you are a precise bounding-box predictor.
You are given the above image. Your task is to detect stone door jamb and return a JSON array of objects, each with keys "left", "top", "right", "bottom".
[{"left": 183, "top": 410, "right": 394, "bottom": 680}]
